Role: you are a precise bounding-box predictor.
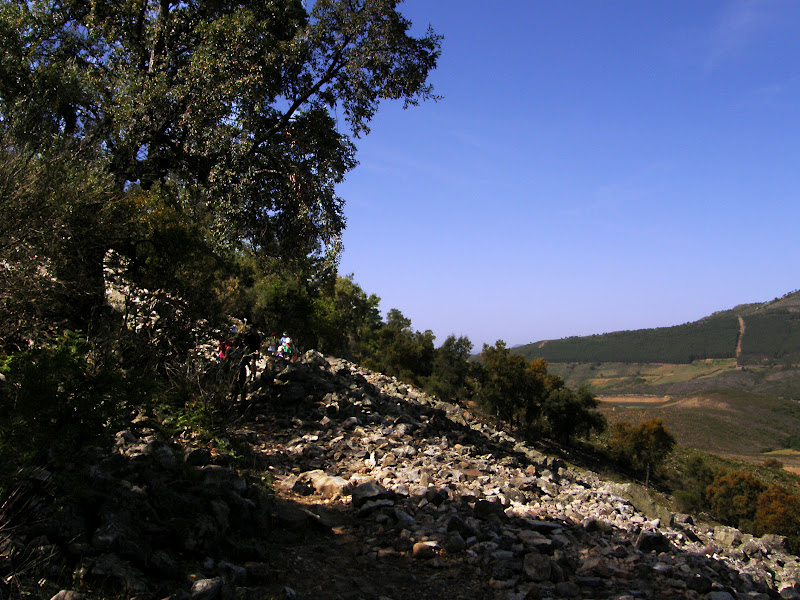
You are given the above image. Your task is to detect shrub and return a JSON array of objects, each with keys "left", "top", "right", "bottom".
[
  {"left": 609, "top": 419, "right": 676, "bottom": 487},
  {"left": 675, "top": 454, "right": 716, "bottom": 511},
  {"left": 0, "top": 332, "right": 127, "bottom": 486},
  {"left": 540, "top": 385, "right": 606, "bottom": 444},
  {"left": 706, "top": 470, "right": 766, "bottom": 529},
  {"left": 753, "top": 485, "right": 800, "bottom": 554},
  {"left": 673, "top": 489, "right": 705, "bottom": 514}
]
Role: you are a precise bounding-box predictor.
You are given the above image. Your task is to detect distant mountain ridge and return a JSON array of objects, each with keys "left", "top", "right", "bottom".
[{"left": 515, "top": 289, "right": 800, "bottom": 366}]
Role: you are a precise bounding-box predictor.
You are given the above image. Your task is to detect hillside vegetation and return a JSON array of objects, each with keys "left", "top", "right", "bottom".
[
  {"left": 512, "top": 291, "right": 800, "bottom": 467},
  {"left": 594, "top": 390, "right": 800, "bottom": 467},
  {"left": 545, "top": 359, "right": 800, "bottom": 399},
  {"left": 516, "top": 290, "right": 800, "bottom": 367}
]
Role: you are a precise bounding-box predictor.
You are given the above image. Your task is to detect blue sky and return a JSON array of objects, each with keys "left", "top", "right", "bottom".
[{"left": 335, "top": 0, "right": 800, "bottom": 350}]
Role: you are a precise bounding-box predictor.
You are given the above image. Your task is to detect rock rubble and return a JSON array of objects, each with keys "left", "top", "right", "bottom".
[{"left": 5, "top": 350, "right": 800, "bottom": 600}]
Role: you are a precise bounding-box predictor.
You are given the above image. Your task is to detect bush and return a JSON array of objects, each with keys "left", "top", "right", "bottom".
[
  {"left": 0, "top": 143, "right": 129, "bottom": 345},
  {"left": 673, "top": 454, "right": 716, "bottom": 511},
  {"left": 706, "top": 470, "right": 766, "bottom": 530},
  {"left": 609, "top": 419, "right": 676, "bottom": 487},
  {"left": 540, "top": 386, "right": 606, "bottom": 444},
  {"left": 753, "top": 485, "right": 800, "bottom": 554},
  {"left": 0, "top": 332, "right": 127, "bottom": 486},
  {"left": 673, "top": 489, "right": 705, "bottom": 514}
]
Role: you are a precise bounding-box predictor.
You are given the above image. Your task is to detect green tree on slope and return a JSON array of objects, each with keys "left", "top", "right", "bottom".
[
  {"left": 430, "top": 335, "right": 474, "bottom": 402},
  {"left": 610, "top": 419, "right": 676, "bottom": 488},
  {"left": 477, "top": 341, "right": 547, "bottom": 424},
  {"left": 541, "top": 385, "right": 605, "bottom": 444},
  {"left": 0, "top": 0, "right": 441, "bottom": 331}
]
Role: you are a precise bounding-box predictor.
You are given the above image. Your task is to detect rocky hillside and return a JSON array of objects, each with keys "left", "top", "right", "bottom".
[{"left": 3, "top": 351, "right": 800, "bottom": 600}]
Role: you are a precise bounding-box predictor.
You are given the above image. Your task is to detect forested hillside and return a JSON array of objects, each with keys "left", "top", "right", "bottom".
[
  {"left": 739, "top": 310, "right": 800, "bottom": 365},
  {"left": 516, "top": 290, "right": 800, "bottom": 366},
  {"left": 517, "top": 316, "right": 739, "bottom": 364}
]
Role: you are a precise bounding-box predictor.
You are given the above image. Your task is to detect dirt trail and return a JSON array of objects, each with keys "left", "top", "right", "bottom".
[{"left": 736, "top": 315, "right": 745, "bottom": 360}]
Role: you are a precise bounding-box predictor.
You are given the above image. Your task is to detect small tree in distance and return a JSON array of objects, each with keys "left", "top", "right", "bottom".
[
  {"left": 706, "top": 470, "right": 766, "bottom": 530},
  {"left": 610, "top": 419, "right": 676, "bottom": 488},
  {"left": 753, "top": 485, "right": 800, "bottom": 553},
  {"left": 541, "top": 385, "right": 606, "bottom": 444}
]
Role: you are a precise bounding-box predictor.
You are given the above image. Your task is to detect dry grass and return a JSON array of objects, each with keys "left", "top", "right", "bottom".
[
  {"left": 597, "top": 395, "right": 672, "bottom": 404},
  {"left": 597, "top": 391, "right": 800, "bottom": 470}
]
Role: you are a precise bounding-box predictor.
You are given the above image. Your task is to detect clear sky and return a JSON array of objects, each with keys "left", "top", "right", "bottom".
[{"left": 334, "top": 0, "right": 800, "bottom": 350}]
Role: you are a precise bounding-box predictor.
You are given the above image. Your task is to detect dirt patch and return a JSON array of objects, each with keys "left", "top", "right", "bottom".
[
  {"left": 597, "top": 395, "right": 671, "bottom": 404},
  {"left": 674, "top": 396, "right": 732, "bottom": 410}
]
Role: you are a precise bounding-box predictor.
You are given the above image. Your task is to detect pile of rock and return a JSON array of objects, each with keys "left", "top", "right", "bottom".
[
  {"left": 259, "top": 354, "right": 800, "bottom": 600},
  {"left": 4, "top": 350, "right": 800, "bottom": 600}
]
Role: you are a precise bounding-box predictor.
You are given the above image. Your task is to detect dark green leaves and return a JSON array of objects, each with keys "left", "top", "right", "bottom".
[{"left": 0, "top": 0, "right": 441, "bottom": 267}]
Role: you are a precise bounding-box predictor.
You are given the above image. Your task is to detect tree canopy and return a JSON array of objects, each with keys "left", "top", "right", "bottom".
[
  {"left": 610, "top": 419, "right": 676, "bottom": 487},
  {"left": 0, "top": 0, "right": 441, "bottom": 266}
]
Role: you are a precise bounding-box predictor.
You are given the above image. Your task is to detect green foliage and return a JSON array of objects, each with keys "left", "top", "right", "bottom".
[
  {"left": 309, "top": 274, "right": 383, "bottom": 359},
  {"left": 666, "top": 451, "right": 718, "bottom": 514},
  {"left": 706, "top": 470, "right": 766, "bottom": 529},
  {"left": 477, "top": 341, "right": 546, "bottom": 424},
  {"left": 672, "top": 489, "right": 705, "bottom": 514},
  {"left": 121, "top": 186, "right": 235, "bottom": 326},
  {"left": 248, "top": 265, "right": 317, "bottom": 347},
  {"left": 517, "top": 295, "right": 800, "bottom": 370},
  {"left": 157, "top": 396, "right": 225, "bottom": 443},
  {"left": 752, "top": 486, "right": 800, "bottom": 554},
  {"left": 541, "top": 385, "right": 606, "bottom": 444},
  {"left": 602, "top": 440, "right": 800, "bottom": 547},
  {"left": 0, "top": 332, "right": 128, "bottom": 482},
  {"left": 762, "top": 458, "right": 784, "bottom": 470},
  {"left": 517, "top": 316, "right": 740, "bottom": 364},
  {"left": 0, "top": 142, "right": 124, "bottom": 342},
  {"left": 739, "top": 311, "right": 800, "bottom": 365},
  {"left": 703, "top": 466, "right": 800, "bottom": 551},
  {"left": 474, "top": 341, "right": 604, "bottom": 444},
  {"left": 0, "top": 0, "right": 441, "bottom": 270},
  {"left": 386, "top": 309, "right": 412, "bottom": 332},
  {"left": 364, "top": 310, "right": 435, "bottom": 385},
  {"left": 0, "top": 0, "right": 442, "bottom": 378},
  {"left": 609, "top": 419, "right": 676, "bottom": 487},
  {"left": 428, "top": 335, "right": 474, "bottom": 402}
]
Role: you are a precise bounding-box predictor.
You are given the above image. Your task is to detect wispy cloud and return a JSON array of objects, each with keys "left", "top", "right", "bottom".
[
  {"left": 702, "top": 0, "right": 797, "bottom": 70},
  {"left": 704, "top": 1, "right": 766, "bottom": 68},
  {"left": 560, "top": 161, "right": 676, "bottom": 223},
  {"left": 738, "top": 75, "right": 800, "bottom": 108}
]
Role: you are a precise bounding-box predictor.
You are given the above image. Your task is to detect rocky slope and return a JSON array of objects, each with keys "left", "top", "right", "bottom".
[{"left": 3, "top": 351, "right": 800, "bottom": 600}]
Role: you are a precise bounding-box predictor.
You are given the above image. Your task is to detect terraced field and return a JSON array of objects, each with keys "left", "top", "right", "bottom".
[{"left": 596, "top": 391, "right": 800, "bottom": 471}]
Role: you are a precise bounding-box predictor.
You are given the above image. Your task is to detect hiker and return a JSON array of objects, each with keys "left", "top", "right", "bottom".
[
  {"left": 266, "top": 332, "right": 278, "bottom": 356},
  {"left": 228, "top": 336, "right": 248, "bottom": 402},
  {"left": 243, "top": 324, "right": 262, "bottom": 355},
  {"left": 278, "top": 334, "right": 298, "bottom": 362},
  {"left": 242, "top": 324, "right": 262, "bottom": 378},
  {"left": 218, "top": 325, "right": 236, "bottom": 360}
]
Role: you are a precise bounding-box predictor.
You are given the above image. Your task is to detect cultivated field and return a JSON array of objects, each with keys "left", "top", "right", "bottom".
[{"left": 596, "top": 392, "right": 800, "bottom": 472}]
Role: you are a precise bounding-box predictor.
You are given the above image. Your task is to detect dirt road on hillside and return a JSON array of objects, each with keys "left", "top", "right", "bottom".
[{"left": 736, "top": 316, "right": 745, "bottom": 360}]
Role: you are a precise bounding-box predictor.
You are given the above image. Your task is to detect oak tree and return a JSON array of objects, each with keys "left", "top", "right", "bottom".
[
  {"left": 0, "top": 0, "right": 440, "bottom": 276},
  {"left": 610, "top": 419, "right": 676, "bottom": 488}
]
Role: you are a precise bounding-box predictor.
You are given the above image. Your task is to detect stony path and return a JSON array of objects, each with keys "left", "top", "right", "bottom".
[
  {"left": 230, "top": 353, "right": 800, "bottom": 600},
  {"left": 7, "top": 351, "right": 800, "bottom": 600}
]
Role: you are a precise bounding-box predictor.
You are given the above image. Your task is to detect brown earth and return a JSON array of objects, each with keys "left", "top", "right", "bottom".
[{"left": 251, "top": 418, "right": 499, "bottom": 600}]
